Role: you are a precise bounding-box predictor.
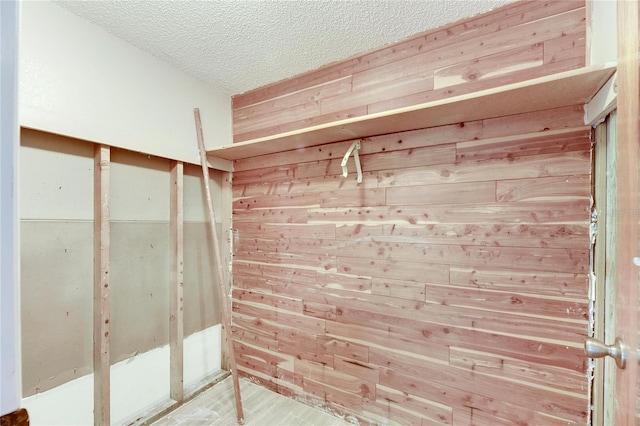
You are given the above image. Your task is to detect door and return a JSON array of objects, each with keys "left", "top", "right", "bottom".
[
  {"left": 614, "top": 0, "right": 639, "bottom": 423},
  {"left": 586, "top": 1, "right": 639, "bottom": 423}
]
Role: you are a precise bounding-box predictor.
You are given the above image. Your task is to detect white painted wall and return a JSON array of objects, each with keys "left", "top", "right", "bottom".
[
  {"left": 589, "top": 0, "right": 617, "bottom": 66},
  {"left": 22, "top": 325, "right": 222, "bottom": 425},
  {"left": 0, "top": 0, "right": 21, "bottom": 417},
  {"left": 19, "top": 0, "right": 232, "bottom": 165}
]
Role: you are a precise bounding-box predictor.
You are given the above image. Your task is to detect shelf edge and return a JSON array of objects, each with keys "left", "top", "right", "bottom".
[{"left": 211, "top": 63, "right": 616, "bottom": 161}]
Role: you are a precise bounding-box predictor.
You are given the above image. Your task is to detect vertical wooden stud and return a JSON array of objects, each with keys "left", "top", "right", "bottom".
[
  {"left": 93, "top": 144, "right": 110, "bottom": 425},
  {"left": 592, "top": 122, "right": 607, "bottom": 426},
  {"left": 604, "top": 112, "right": 618, "bottom": 425},
  {"left": 220, "top": 171, "right": 233, "bottom": 371},
  {"left": 170, "top": 160, "right": 184, "bottom": 402}
]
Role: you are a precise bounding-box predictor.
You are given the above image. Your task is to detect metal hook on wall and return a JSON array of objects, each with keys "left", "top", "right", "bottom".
[{"left": 341, "top": 140, "right": 362, "bottom": 183}]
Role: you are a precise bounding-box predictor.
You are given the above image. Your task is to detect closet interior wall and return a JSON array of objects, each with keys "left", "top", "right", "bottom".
[
  {"left": 20, "top": 129, "right": 223, "bottom": 423},
  {"left": 230, "top": 105, "right": 591, "bottom": 425},
  {"left": 229, "top": 1, "right": 591, "bottom": 424},
  {"left": 233, "top": 0, "right": 587, "bottom": 144}
]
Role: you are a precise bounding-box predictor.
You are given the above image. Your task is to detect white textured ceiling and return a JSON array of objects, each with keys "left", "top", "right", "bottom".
[{"left": 54, "top": 0, "right": 517, "bottom": 96}]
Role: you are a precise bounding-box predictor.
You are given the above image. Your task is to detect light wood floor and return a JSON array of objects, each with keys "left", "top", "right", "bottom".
[{"left": 151, "top": 377, "right": 352, "bottom": 426}]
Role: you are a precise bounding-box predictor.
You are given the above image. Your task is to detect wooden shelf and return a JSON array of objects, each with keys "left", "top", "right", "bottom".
[{"left": 209, "top": 64, "right": 616, "bottom": 161}]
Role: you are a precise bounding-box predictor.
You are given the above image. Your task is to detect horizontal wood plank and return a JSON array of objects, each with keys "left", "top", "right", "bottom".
[
  {"left": 237, "top": 237, "right": 588, "bottom": 273},
  {"left": 336, "top": 303, "right": 586, "bottom": 348},
  {"left": 433, "top": 42, "right": 543, "bottom": 90},
  {"left": 233, "top": 192, "right": 321, "bottom": 210},
  {"left": 325, "top": 320, "right": 451, "bottom": 364},
  {"left": 457, "top": 128, "right": 591, "bottom": 162},
  {"left": 449, "top": 266, "right": 588, "bottom": 298},
  {"left": 234, "top": 76, "right": 353, "bottom": 127},
  {"left": 374, "top": 384, "right": 453, "bottom": 425},
  {"left": 234, "top": 223, "right": 336, "bottom": 240},
  {"left": 371, "top": 277, "right": 427, "bottom": 301},
  {"left": 308, "top": 200, "right": 590, "bottom": 225},
  {"left": 317, "top": 336, "right": 369, "bottom": 363},
  {"left": 544, "top": 30, "right": 587, "bottom": 65},
  {"left": 449, "top": 346, "right": 587, "bottom": 395},
  {"left": 496, "top": 174, "right": 591, "bottom": 202},
  {"left": 359, "top": 223, "right": 589, "bottom": 249},
  {"left": 480, "top": 105, "right": 587, "bottom": 139},
  {"left": 320, "top": 188, "right": 386, "bottom": 208},
  {"left": 234, "top": 106, "right": 369, "bottom": 144},
  {"left": 385, "top": 181, "right": 496, "bottom": 206},
  {"left": 425, "top": 284, "right": 588, "bottom": 321},
  {"left": 377, "top": 145, "right": 590, "bottom": 188}
]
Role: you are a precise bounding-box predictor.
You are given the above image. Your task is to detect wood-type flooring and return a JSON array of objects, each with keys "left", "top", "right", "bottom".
[{"left": 152, "top": 377, "right": 352, "bottom": 426}]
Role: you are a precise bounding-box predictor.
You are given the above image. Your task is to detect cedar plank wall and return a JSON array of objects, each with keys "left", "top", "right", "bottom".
[
  {"left": 230, "top": 1, "right": 590, "bottom": 425},
  {"left": 231, "top": 107, "right": 591, "bottom": 425},
  {"left": 232, "top": 0, "right": 586, "bottom": 143}
]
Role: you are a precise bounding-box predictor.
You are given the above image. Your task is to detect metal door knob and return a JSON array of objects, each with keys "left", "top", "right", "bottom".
[{"left": 584, "top": 337, "right": 627, "bottom": 369}]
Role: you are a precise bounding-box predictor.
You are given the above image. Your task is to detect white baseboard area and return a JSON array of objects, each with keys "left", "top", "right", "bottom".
[{"left": 22, "top": 324, "right": 222, "bottom": 425}]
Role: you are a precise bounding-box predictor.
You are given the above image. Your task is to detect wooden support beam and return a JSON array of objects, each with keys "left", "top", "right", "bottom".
[
  {"left": 604, "top": 112, "right": 618, "bottom": 425},
  {"left": 592, "top": 122, "right": 607, "bottom": 426},
  {"left": 194, "top": 108, "right": 244, "bottom": 424},
  {"left": 93, "top": 144, "right": 111, "bottom": 425},
  {"left": 170, "top": 160, "right": 184, "bottom": 402},
  {"left": 220, "top": 171, "right": 233, "bottom": 372}
]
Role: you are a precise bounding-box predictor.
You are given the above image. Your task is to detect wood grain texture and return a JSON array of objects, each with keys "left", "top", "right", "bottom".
[
  {"left": 169, "top": 161, "right": 184, "bottom": 402},
  {"left": 591, "top": 118, "right": 608, "bottom": 425},
  {"left": 151, "top": 377, "right": 351, "bottom": 426},
  {"left": 220, "top": 171, "right": 234, "bottom": 372},
  {"left": 433, "top": 43, "right": 544, "bottom": 90},
  {"left": 230, "top": 105, "right": 592, "bottom": 424},
  {"left": 194, "top": 109, "right": 244, "bottom": 423},
  {"left": 232, "top": 1, "right": 582, "bottom": 110},
  {"left": 231, "top": 1, "right": 586, "bottom": 144},
  {"left": 348, "top": 223, "right": 589, "bottom": 249},
  {"left": 0, "top": 409, "right": 29, "bottom": 426},
  {"left": 614, "top": 0, "right": 640, "bottom": 423},
  {"left": 227, "top": 2, "right": 593, "bottom": 424},
  {"left": 93, "top": 144, "right": 110, "bottom": 426},
  {"left": 215, "top": 65, "right": 610, "bottom": 162}
]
